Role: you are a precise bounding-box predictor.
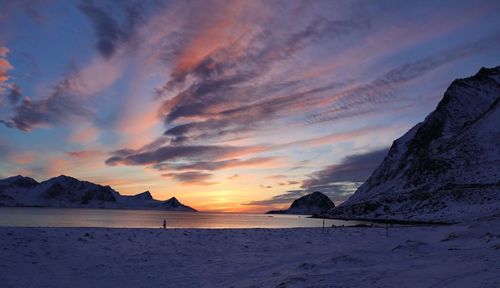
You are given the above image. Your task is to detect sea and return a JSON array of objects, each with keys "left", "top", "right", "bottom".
[{"left": 0, "top": 207, "right": 374, "bottom": 228}]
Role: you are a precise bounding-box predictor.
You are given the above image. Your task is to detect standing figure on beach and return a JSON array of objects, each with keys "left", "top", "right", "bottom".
[{"left": 163, "top": 218, "right": 166, "bottom": 229}]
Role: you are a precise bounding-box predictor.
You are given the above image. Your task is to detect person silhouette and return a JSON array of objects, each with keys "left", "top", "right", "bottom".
[{"left": 163, "top": 218, "right": 166, "bottom": 229}]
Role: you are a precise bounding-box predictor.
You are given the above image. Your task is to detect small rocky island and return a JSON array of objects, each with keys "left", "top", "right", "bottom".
[{"left": 266, "top": 192, "right": 335, "bottom": 215}]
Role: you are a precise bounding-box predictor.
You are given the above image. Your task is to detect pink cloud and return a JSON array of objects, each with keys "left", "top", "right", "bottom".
[
  {"left": 65, "top": 149, "right": 103, "bottom": 158},
  {"left": 10, "top": 152, "right": 36, "bottom": 164},
  {"left": 170, "top": 1, "right": 251, "bottom": 79},
  {"left": 69, "top": 126, "right": 100, "bottom": 143}
]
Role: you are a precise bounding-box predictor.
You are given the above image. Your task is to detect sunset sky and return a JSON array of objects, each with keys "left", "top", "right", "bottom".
[{"left": 0, "top": 0, "right": 499, "bottom": 212}]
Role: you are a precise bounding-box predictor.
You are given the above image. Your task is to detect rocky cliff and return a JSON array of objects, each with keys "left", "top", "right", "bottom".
[{"left": 267, "top": 192, "right": 335, "bottom": 215}]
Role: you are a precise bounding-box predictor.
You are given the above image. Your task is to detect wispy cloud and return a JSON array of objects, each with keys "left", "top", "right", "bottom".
[
  {"left": 243, "top": 189, "right": 309, "bottom": 207},
  {"left": 246, "top": 147, "right": 390, "bottom": 207},
  {"left": 306, "top": 35, "right": 500, "bottom": 123},
  {"left": 1, "top": 51, "right": 126, "bottom": 131},
  {"left": 162, "top": 171, "right": 216, "bottom": 186},
  {"left": 1, "top": 1, "right": 157, "bottom": 131},
  {"left": 65, "top": 149, "right": 103, "bottom": 159},
  {"left": 9, "top": 151, "right": 36, "bottom": 164},
  {"left": 152, "top": 156, "right": 284, "bottom": 172},
  {"left": 156, "top": 30, "right": 499, "bottom": 147},
  {"left": 3, "top": 78, "right": 93, "bottom": 131},
  {"left": 78, "top": 1, "right": 159, "bottom": 59},
  {"left": 302, "top": 147, "right": 390, "bottom": 188},
  {"left": 155, "top": 7, "right": 371, "bottom": 143},
  {"left": 244, "top": 182, "right": 363, "bottom": 208},
  {"left": 105, "top": 144, "right": 268, "bottom": 166},
  {"left": 0, "top": 46, "right": 14, "bottom": 95}
]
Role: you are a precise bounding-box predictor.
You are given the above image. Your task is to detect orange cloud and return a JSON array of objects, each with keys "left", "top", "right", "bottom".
[
  {"left": 0, "top": 58, "right": 12, "bottom": 70},
  {"left": 0, "top": 46, "right": 13, "bottom": 94},
  {"left": 0, "top": 46, "right": 8, "bottom": 57}
]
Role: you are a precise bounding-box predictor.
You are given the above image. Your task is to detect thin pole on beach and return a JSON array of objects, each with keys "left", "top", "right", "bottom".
[
  {"left": 322, "top": 218, "right": 325, "bottom": 232},
  {"left": 385, "top": 216, "right": 389, "bottom": 237}
]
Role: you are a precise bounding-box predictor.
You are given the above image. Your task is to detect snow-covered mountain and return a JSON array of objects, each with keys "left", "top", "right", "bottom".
[
  {"left": 325, "top": 66, "right": 500, "bottom": 223},
  {"left": 267, "top": 192, "right": 335, "bottom": 215},
  {"left": 0, "top": 175, "right": 197, "bottom": 211}
]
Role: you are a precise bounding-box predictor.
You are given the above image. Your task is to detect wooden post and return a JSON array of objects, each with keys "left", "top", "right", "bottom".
[{"left": 322, "top": 218, "right": 325, "bottom": 232}]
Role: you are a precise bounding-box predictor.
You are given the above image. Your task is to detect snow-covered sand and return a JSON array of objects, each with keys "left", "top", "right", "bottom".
[{"left": 1, "top": 219, "right": 499, "bottom": 288}]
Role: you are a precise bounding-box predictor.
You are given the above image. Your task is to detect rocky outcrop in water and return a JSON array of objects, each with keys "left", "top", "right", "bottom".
[{"left": 267, "top": 192, "right": 335, "bottom": 215}]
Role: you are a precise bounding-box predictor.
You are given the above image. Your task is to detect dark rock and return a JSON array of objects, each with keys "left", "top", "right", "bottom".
[{"left": 267, "top": 192, "right": 335, "bottom": 215}]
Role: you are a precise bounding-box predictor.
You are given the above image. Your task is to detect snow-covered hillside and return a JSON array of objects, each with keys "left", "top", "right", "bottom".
[
  {"left": 0, "top": 175, "right": 196, "bottom": 211},
  {"left": 267, "top": 192, "right": 335, "bottom": 215},
  {"left": 326, "top": 66, "right": 500, "bottom": 222}
]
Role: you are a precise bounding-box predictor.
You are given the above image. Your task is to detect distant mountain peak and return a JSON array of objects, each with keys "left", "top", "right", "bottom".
[
  {"left": 52, "top": 175, "right": 79, "bottom": 182},
  {"left": 0, "top": 175, "right": 39, "bottom": 187},
  {"left": 162, "top": 197, "right": 185, "bottom": 209},
  {"left": 132, "top": 191, "right": 153, "bottom": 200},
  {"left": 0, "top": 175, "right": 197, "bottom": 212}
]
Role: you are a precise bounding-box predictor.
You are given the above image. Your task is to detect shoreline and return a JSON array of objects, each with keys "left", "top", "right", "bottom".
[{"left": 311, "top": 215, "right": 454, "bottom": 225}]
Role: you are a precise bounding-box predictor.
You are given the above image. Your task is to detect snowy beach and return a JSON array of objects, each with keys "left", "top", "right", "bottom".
[{"left": 1, "top": 219, "right": 499, "bottom": 288}]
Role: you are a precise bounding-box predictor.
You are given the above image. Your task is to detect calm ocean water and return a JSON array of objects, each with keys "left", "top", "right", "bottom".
[{"left": 0, "top": 207, "right": 371, "bottom": 228}]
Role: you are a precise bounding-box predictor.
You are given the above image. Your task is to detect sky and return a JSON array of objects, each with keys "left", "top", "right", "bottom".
[{"left": 0, "top": 0, "right": 499, "bottom": 212}]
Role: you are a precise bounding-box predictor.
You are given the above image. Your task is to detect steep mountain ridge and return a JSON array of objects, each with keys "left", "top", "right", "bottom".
[
  {"left": 0, "top": 175, "right": 196, "bottom": 211},
  {"left": 325, "top": 66, "right": 500, "bottom": 222}
]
